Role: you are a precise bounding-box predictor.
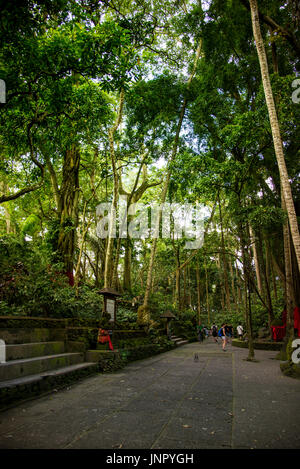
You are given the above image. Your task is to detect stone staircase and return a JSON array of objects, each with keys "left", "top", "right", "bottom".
[
  {"left": 170, "top": 335, "right": 189, "bottom": 347},
  {"left": 0, "top": 328, "right": 99, "bottom": 410}
]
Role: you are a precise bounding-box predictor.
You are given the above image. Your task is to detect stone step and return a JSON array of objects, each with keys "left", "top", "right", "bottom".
[
  {"left": 170, "top": 336, "right": 188, "bottom": 347},
  {"left": 0, "top": 353, "right": 84, "bottom": 381},
  {"left": 176, "top": 340, "right": 189, "bottom": 346},
  {"left": 5, "top": 341, "right": 65, "bottom": 361},
  {"left": 0, "top": 362, "right": 99, "bottom": 410},
  {"left": 0, "top": 328, "right": 66, "bottom": 344}
]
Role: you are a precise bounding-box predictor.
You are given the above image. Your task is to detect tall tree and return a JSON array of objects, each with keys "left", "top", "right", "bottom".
[{"left": 249, "top": 0, "right": 300, "bottom": 272}]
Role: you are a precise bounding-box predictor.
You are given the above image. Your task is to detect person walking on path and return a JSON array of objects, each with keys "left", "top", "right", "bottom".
[
  {"left": 218, "top": 323, "right": 227, "bottom": 351},
  {"left": 197, "top": 323, "right": 204, "bottom": 343},
  {"left": 211, "top": 323, "right": 219, "bottom": 344},
  {"left": 237, "top": 324, "right": 244, "bottom": 340},
  {"left": 226, "top": 324, "right": 233, "bottom": 344}
]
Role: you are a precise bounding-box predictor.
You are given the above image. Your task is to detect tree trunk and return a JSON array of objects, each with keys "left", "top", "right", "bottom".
[
  {"left": 238, "top": 221, "right": 255, "bottom": 360},
  {"left": 265, "top": 239, "right": 277, "bottom": 300},
  {"left": 236, "top": 262, "right": 242, "bottom": 305},
  {"left": 123, "top": 238, "right": 132, "bottom": 292},
  {"left": 218, "top": 196, "right": 231, "bottom": 311},
  {"left": 249, "top": 225, "right": 263, "bottom": 295},
  {"left": 282, "top": 190, "right": 295, "bottom": 341},
  {"left": 112, "top": 238, "right": 121, "bottom": 290},
  {"left": 74, "top": 201, "right": 90, "bottom": 296},
  {"left": 216, "top": 254, "right": 225, "bottom": 310},
  {"left": 229, "top": 260, "right": 238, "bottom": 310},
  {"left": 57, "top": 145, "right": 80, "bottom": 284},
  {"left": 256, "top": 230, "right": 274, "bottom": 330},
  {"left": 249, "top": 0, "right": 300, "bottom": 272},
  {"left": 104, "top": 89, "right": 124, "bottom": 288},
  {"left": 196, "top": 264, "right": 201, "bottom": 323},
  {"left": 138, "top": 41, "right": 202, "bottom": 324},
  {"left": 173, "top": 243, "right": 181, "bottom": 312},
  {"left": 205, "top": 262, "right": 210, "bottom": 324}
]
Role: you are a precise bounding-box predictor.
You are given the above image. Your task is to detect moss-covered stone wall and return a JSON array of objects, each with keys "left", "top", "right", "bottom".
[{"left": 232, "top": 339, "right": 283, "bottom": 351}]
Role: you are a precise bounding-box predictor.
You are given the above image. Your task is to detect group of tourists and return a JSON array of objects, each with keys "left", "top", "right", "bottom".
[{"left": 197, "top": 322, "right": 244, "bottom": 352}]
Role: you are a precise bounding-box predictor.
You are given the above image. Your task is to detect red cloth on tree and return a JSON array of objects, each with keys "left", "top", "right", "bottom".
[
  {"left": 66, "top": 271, "right": 74, "bottom": 286},
  {"left": 271, "top": 325, "right": 286, "bottom": 341},
  {"left": 282, "top": 307, "right": 300, "bottom": 337},
  {"left": 97, "top": 329, "right": 114, "bottom": 351},
  {"left": 294, "top": 307, "right": 300, "bottom": 337}
]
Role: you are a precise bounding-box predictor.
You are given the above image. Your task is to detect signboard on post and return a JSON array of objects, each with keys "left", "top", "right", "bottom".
[
  {"left": 98, "top": 288, "right": 122, "bottom": 324},
  {"left": 106, "top": 299, "right": 116, "bottom": 322}
]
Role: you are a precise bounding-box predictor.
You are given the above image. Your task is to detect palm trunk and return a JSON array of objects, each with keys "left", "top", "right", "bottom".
[{"left": 249, "top": 0, "right": 300, "bottom": 272}]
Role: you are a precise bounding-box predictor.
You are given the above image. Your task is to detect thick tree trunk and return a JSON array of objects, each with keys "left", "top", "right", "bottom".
[
  {"left": 57, "top": 145, "right": 80, "bottom": 283},
  {"left": 249, "top": 0, "right": 300, "bottom": 272}
]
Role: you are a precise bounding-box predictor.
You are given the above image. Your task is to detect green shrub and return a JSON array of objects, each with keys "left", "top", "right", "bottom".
[{"left": 0, "top": 235, "right": 103, "bottom": 318}]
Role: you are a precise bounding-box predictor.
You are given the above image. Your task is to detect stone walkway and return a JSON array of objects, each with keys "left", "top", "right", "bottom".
[{"left": 0, "top": 340, "right": 299, "bottom": 449}]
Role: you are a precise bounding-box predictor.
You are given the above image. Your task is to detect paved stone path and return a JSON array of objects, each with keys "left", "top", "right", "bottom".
[{"left": 0, "top": 340, "right": 299, "bottom": 449}]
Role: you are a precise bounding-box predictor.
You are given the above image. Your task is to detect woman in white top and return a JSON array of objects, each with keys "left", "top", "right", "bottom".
[{"left": 237, "top": 324, "right": 243, "bottom": 340}]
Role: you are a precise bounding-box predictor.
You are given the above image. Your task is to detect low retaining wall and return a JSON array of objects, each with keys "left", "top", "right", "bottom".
[
  {"left": 0, "top": 316, "right": 147, "bottom": 349},
  {"left": 232, "top": 339, "right": 283, "bottom": 351}
]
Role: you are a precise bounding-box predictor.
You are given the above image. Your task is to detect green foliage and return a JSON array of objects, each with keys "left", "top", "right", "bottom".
[
  {"left": 117, "top": 306, "right": 138, "bottom": 324},
  {"left": 97, "top": 354, "right": 126, "bottom": 373},
  {"left": 0, "top": 235, "right": 102, "bottom": 318},
  {"left": 271, "top": 318, "right": 284, "bottom": 327},
  {"left": 0, "top": 0, "right": 298, "bottom": 350}
]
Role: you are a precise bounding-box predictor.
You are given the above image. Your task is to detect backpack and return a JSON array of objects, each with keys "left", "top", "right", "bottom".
[
  {"left": 212, "top": 325, "right": 217, "bottom": 334},
  {"left": 218, "top": 328, "right": 223, "bottom": 337}
]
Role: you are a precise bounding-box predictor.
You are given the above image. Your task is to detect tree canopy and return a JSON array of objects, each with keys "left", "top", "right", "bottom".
[{"left": 0, "top": 0, "right": 299, "bottom": 358}]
